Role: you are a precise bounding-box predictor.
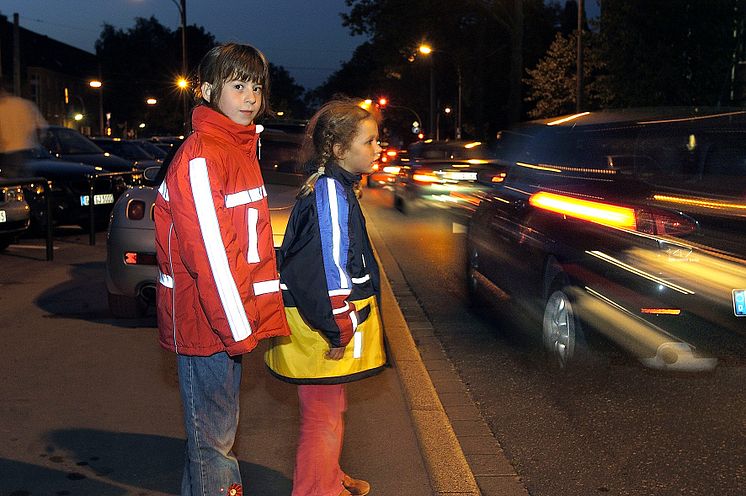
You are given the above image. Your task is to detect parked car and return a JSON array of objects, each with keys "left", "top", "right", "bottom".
[
  {"left": 393, "top": 140, "right": 507, "bottom": 215},
  {"left": 106, "top": 128, "right": 304, "bottom": 317},
  {"left": 467, "top": 108, "right": 746, "bottom": 372},
  {"left": 91, "top": 137, "right": 162, "bottom": 169},
  {"left": 24, "top": 147, "right": 131, "bottom": 229},
  {"left": 41, "top": 126, "right": 134, "bottom": 174},
  {"left": 0, "top": 182, "right": 31, "bottom": 250},
  {"left": 134, "top": 139, "right": 169, "bottom": 160}
]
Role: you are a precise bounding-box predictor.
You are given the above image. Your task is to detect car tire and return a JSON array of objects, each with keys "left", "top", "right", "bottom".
[
  {"left": 108, "top": 291, "right": 147, "bottom": 318},
  {"left": 542, "top": 286, "right": 589, "bottom": 370}
]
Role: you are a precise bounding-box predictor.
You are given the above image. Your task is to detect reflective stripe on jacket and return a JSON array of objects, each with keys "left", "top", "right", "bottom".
[{"left": 154, "top": 105, "right": 290, "bottom": 356}]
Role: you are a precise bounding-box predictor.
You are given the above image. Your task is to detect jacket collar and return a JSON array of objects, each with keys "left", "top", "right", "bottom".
[
  {"left": 191, "top": 105, "right": 259, "bottom": 151},
  {"left": 324, "top": 163, "right": 360, "bottom": 188}
]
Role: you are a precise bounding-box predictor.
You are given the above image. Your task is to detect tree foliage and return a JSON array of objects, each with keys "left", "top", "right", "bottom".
[
  {"left": 95, "top": 17, "right": 307, "bottom": 135},
  {"left": 524, "top": 31, "right": 611, "bottom": 118},
  {"left": 311, "top": 0, "right": 564, "bottom": 141}
]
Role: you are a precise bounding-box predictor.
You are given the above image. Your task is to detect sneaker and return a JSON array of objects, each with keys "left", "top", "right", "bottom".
[{"left": 342, "top": 475, "right": 371, "bottom": 496}]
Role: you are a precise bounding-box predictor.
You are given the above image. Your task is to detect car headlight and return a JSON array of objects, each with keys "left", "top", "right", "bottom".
[{"left": 1, "top": 186, "right": 25, "bottom": 202}]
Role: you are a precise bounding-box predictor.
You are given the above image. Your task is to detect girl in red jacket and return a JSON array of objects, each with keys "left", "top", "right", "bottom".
[{"left": 154, "top": 43, "right": 290, "bottom": 496}]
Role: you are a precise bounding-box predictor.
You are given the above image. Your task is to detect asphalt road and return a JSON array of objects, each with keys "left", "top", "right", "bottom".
[{"left": 361, "top": 186, "right": 746, "bottom": 496}]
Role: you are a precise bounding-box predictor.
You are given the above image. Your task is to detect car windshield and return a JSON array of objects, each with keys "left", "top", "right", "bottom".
[{"left": 45, "top": 128, "right": 105, "bottom": 154}]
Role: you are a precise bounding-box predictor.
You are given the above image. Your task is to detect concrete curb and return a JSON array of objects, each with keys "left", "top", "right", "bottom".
[{"left": 365, "top": 210, "right": 481, "bottom": 496}]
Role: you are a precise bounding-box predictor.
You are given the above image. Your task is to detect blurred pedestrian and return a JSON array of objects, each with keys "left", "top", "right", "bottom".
[
  {"left": 0, "top": 85, "right": 47, "bottom": 179},
  {"left": 265, "top": 99, "right": 387, "bottom": 496},
  {"left": 153, "top": 43, "right": 290, "bottom": 496}
]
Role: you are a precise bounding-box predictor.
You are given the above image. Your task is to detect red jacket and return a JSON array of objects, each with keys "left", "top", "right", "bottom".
[{"left": 154, "top": 105, "right": 290, "bottom": 356}]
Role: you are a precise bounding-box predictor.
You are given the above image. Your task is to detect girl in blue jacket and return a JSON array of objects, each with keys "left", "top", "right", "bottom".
[{"left": 266, "top": 99, "right": 386, "bottom": 496}]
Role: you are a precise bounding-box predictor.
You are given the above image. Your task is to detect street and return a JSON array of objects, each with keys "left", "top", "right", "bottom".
[{"left": 361, "top": 186, "right": 746, "bottom": 496}]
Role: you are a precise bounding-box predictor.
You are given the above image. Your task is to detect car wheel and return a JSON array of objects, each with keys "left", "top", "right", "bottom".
[
  {"left": 108, "top": 291, "right": 147, "bottom": 318},
  {"left": 542, "top": 287, "right": 588, "bottom": 370}
]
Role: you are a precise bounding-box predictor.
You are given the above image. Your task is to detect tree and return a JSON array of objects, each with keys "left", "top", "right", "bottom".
[
  {"left": 330, "top": 0, "right": 562, "bottom": 141},
  {"left": 96, "top": 17, "right": 216, "bottom": 135},
  {"left": 524, "top": 31, "right": 611, "bottom": 118},
  {"left": 95, "top": 18, "right": 307, "bottom": 135}
]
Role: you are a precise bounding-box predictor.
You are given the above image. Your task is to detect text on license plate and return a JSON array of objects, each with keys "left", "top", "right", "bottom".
[
  {"left": 80, "top": 194, "right": 114, "bottom": 206},
  {"left": 443, "top": 171, "right": 477, "bottom": 181},
  {"left": 0, "top": 210, "right": 6, "bottom": 222}
]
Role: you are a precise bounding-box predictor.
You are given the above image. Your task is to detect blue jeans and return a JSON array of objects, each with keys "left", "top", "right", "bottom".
[{"left": 177, "top": 352, "right": 243, "bottom": 496}]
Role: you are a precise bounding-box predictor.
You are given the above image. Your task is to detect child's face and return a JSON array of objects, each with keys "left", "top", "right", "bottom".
[
  {"left": 336, "top": 118, "right": 382, "bottom": 175},
  {"left": 216, "top": 79, "right": 263, "bottom": 126}
]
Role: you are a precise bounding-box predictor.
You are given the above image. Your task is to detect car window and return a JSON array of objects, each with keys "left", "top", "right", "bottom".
[{"left": 48, "top": 128, "right": 105, "bottom": 154}]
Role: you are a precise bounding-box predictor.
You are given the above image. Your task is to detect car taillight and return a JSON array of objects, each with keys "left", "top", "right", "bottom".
[
  {"left": 529, "top": 191, "right": 698, "bottom": 236},
  {"left": 412, "top": 169, "right": 440, "bottom": 183},
  {"left": 635, "top": 209, "right": 697, "bottom": 236},
  {"left": 383, "top": 166, "right": 401, "bottom": 174},
  {"left": 529, "top": 192, "right": 637, "bottom": 229},
  {"left": 127, "top": 200, "right": 146, "bottom": 220},
  {"left": 124, "top": 252, "right": 157, "bottom": 265}
]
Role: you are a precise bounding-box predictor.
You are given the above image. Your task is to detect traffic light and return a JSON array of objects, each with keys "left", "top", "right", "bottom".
[{"left": 377, "top": 97, "right": 388, "bottom": 108}]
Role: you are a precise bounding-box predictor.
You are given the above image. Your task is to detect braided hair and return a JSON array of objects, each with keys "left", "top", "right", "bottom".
[{"left": 297, "top": 98, "right": 380, "bottom": 198}]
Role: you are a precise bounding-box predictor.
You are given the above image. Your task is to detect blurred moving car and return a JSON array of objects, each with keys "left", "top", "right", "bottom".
[
  {"left": 91, "top": 137, "right": 162, "bottom": 169},
  {"left": 467, "top": 108, "right": 746, "bottom": 372},
  {"left": 393, "top": 140, "right": 507, "bottom": 215},
  {"left": 41, "top": 126, "right": 134, "bottom": 174},
  {"left": 24, "top": 147, "right": 131, "bottom": 229},
  {"left": 0, "top": 182, "right": 31, "bottom": 250},
  {"left": 105, "top": 127, "right": 304, "bottom": 317},
  {"left": 367, "top": 147, "right": 407, "bottom": 188}
]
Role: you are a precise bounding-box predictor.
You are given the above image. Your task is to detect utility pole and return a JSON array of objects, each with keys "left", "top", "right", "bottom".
[{"left": 13, "top": 13, "right": 20, "bottom": 96}]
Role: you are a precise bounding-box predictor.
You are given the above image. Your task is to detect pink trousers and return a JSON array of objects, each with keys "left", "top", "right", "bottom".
[{"left": 292, "top": 384, "right": 347, "bottom": 496}]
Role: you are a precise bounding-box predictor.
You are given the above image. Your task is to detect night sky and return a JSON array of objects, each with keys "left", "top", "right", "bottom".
[{"left": 0, "top": 0, "right": 367, "bottom": 91}]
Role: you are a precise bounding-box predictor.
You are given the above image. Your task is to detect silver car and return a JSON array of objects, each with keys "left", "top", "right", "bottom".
[{"left": 105, "top": 167, "right": 302, "bottom": 318}]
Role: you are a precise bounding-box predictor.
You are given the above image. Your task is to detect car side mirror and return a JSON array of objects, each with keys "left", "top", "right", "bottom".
[{"left": 143, "top": 166, "right": 161, "bottom": 184}]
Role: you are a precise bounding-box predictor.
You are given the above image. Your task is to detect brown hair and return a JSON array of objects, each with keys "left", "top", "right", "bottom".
[
  {"left": 194, "top": 43, "right": 272, "bottom": 119},
  {"left": 297, "top": 98, "right": 380, "bottom": 197}
]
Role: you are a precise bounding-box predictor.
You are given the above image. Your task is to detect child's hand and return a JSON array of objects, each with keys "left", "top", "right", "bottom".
[{"left": 326, "top": 346, "right": 345, "bottom": 360}]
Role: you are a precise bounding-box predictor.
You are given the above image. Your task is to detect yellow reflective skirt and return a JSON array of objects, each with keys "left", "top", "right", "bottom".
[{"left": 265, "top": 295, "right": 386, "bottom": 384}]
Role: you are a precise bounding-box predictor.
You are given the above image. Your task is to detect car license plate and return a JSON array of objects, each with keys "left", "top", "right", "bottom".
[
  {"left": 734, "top": 289, "right": 746, "bottom": 317},
  {"left": 80, "top": 193, "right": 115, "bottom": 206},
  {"left": 0, "top": 210, "right": 5, "bottom": 223},
  {"left": 444, "top": 171, "right": 478, "bottom": 181}
]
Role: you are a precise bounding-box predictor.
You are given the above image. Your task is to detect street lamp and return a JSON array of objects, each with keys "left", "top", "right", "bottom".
[
  {"left": 89, "top": 80, "right": 104, "bottom": 136},
  {"left": 415, "top": 43, "right": 463, "bottom": 140}
]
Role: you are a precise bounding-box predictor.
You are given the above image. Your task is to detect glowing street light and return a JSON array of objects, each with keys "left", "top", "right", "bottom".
[
  {"left": 177, "top": 77, "right": 189, "bottom": 89},
  {"left": 146, "top": 98, "right": 158, "bottom": 105},
  {"left": 418, "top": 44, "right": 432, "bottom": 55},
  {"left": 89, "top": 79, "right": 104, "bottom": 135},
  {"left": 74, "top": 113, "right": 84, "bottom": 121}
]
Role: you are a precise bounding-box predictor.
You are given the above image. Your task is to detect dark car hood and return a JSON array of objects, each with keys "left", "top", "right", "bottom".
[
  {"left": 26, "top": 157, "right": 100, "bottom": 179},
  {"left": 55, "top": 153, "right": 132, "bottom": 172}
]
